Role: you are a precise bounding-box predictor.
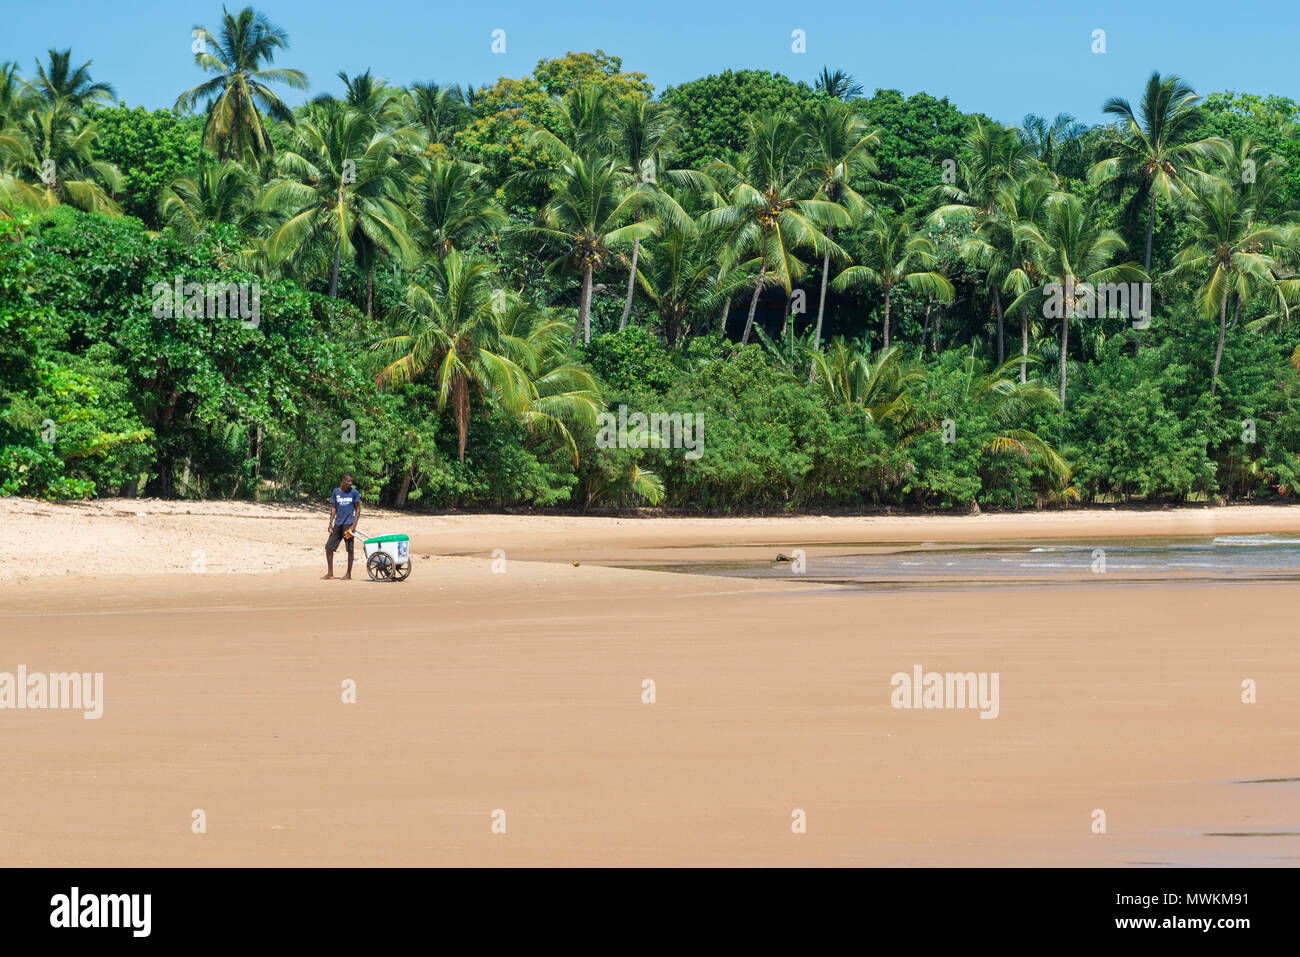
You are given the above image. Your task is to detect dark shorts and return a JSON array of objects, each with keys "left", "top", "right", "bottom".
[{"left": 326, "top": 526, "right": 355, "bottom": 554}]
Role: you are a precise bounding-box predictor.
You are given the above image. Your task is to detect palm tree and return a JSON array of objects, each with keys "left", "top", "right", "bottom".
[
  {"left": 0, "top": 158, "right": 45, "bottom": 220},
  {"left": 931, "top": 121, "right": 1035, "bottom": 361},
  {"left": 0, "top": 62, "right": 33, "bottom": 131},
  {"left": 814, "top": 68, "right": 864, "bottom": 101},
  {"left": 934, "top": 121, "right": 1036, "bottom": 221},
  {"left": 1202, "top": 134, "right": 1286, "bottom": 212},
  {"left": 699, "top": 111, "right": 849, "bottom": 345},
  {"left": 263, "top": 104, "right": 414, "bottom": 314},
  {"left": 531, "top": 153, "right": 657, "bottom": 345},
  {"left": 0, "top": 64, "right": 40, "bottom": 220},
  {"left": 495, "top": 295, "right": 605, "bottom": 465},
  {"left": 158, "top": 155, "right": 266, "bottom": 240},
  {"left": 967, "top": 174, "right": 1055, "bottom": 381},
  {"left": 688, "top": 145, "right": 750, "bottom": 336},
  {"left": 609, "top": 95, "right": 687, "bottom": 329},
  {"left": 2, "top": 107, "right": 121, "bottom": 212},
  {"left": 635, "top": 223, "right": 755, "bottom": 345},
  {"left": 583, "top": 461, "right": 665, "bottom": 509},
  {"left": 404, "top": 82, "right": 468, "bottom": 148},
  {"left": 1018, "top": 113, "right": 1087, "bottom": 183},
  {"left": 1088, "top": 72, "right": 1227, "bottom": 275},
  {"left": 528, "top": 83, "right": 618, "bottom": 164},
  {"left": 1006, "top": 194, "right": 1146, "bottom": 404},
  {"left": 30, "top": 49, "right": 115, "bottom": 110},
  {"left": 804, "top": 98, "right": 885, "bottom": 368},
  {"left": 958, "top": 352, "right": 1072, "bottom": 502},
  {"left": 410, "top": 156, "right": 508, "bottom": 261},
  {"left": 175, "top": 6, "right": 308, "bottom": 161},
  {"left": 373, "top": 249, "right": 600, "bottom": 463},
  {"left": 833, "top": 209, "right": 955, "bottom": 350},
  {"left": 311, "top": 69, "right": 402, "bottom": 134},
  {"left": 374, "top": 249, "right": 523, "bottom": 462},
  {"left": 525, "top": 85, "right": 679, "bottom": 341},
  {"left": 810, "top": 339, "right": 935, "bottom": 444},
  {"left": 1165, "top": 163, "right": 1290, "bottom": 395}
]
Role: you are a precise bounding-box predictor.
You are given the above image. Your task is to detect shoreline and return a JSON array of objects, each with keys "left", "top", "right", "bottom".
[{"left": 10, "top": 498, "right": 1300, "bottom": 583}]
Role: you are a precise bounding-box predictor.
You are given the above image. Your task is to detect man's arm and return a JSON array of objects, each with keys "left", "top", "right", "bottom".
[
  {"left": 328, "top": 499, "right": 337, "bottom": 529},
  {"left": 350, "top": 497, "right": 360, "bottom": 532}
]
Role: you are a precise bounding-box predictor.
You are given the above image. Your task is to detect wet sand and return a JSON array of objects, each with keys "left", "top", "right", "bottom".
[{"left": 3, "top": 501, "right": 1300, "bottom": 865}]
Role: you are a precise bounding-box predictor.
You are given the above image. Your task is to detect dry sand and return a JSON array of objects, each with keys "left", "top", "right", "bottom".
[{"left": 3, "top": 500, "right": 1300, "bottom": 865}]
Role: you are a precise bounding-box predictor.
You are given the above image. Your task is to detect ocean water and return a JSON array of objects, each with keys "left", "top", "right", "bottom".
[{"left": 638, "top": 533, "right": 1300, "bottom": 591}]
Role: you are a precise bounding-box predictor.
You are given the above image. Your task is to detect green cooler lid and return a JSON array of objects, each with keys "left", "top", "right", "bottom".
[{"left": 363, "top": 533, "right": 409, "bottom": 544}]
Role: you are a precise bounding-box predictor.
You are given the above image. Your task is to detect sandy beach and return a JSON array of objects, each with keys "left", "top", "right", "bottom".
[{"left": 3, "top": 500, "right": 1300, "bottom": 866}]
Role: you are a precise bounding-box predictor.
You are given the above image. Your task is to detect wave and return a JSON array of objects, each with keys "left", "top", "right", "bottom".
[{"left": 1212, "top": 535, "right": 1300, "bottom": 546}]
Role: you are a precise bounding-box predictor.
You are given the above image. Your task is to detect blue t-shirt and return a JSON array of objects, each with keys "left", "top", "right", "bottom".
[{"left": 331, "top": 488, "right": 361, "bottom": 528}]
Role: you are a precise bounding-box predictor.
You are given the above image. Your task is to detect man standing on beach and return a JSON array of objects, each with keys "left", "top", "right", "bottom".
[{"left": 324, "top": 473, "right": 362, "bottom": 580}]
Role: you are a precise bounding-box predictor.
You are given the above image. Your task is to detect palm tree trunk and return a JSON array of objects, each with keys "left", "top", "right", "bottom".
[
  {"left": 1135, "top": 192, "right": 1157, "bottom": 356},
  {"left": 573, "top": 266, "right": 593, "bottom": 346},
  {"left": 811, "top": 271, "right": 838, "bottom": 382},
  {"left": 1059, "top": 292, "right": 1071, "bottom": 405},
  {"left": 329, "top": 249, "right": 340, "bottom": 300},
  {"left": 620, "top": 238, "right": 640, "bottom": 330},
  {"left": 994, "top": 286, "right": 1004, "bottom": 364},
  {"left": 882, "top": 287, "right": 893, "bottom": 351},
  {"left": 718, "top": 295, "right": 733, "bottom": 333},
  {"left": 780, "top": 291, "right": 792, "bottom": 336},
  {"left": 453, "top": 376, "right": 469, "bottom": 462},
  {"left": 667, "top": 309, "right": 686, "bottom": 346},
  {"left": 1144, "top": 192, "right": 1156, "bottom": 274},
  {"left": 741, "top": 268, "right": 766, "bottom": 345},
  {"left": 582, "top": 265, "right": 594, "bottom": 345},
  {"left": 813, "top": 248, "right": 831, "bottom": 348},
  {"left": 366, "top": 268, "right": 374, "bottom": 318},
  {"left": 1211, "top": 293, "right": 1229, "bottom": 396},
  {"left": 1020, "top": 308, "right": 1029, "bottom": 384}
]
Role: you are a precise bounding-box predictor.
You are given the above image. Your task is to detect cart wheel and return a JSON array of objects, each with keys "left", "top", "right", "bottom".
[
  {"left": 392, "top": 562, "right": 411, "bottom": 582},
  {"left": 367, "top": 551, "right": 395, "bottom": 582}
]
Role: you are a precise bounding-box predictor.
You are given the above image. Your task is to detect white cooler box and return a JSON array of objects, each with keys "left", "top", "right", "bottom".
[{"left": 362, "top": 533, "right": 411, "bottom": 581}]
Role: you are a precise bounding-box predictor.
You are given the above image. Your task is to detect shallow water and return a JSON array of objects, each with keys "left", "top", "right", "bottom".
[{"left": 631, "top": 533, "right": 1300, "bottom": 592}]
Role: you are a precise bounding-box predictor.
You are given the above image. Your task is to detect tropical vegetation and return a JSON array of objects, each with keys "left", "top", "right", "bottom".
[{"left": 3, "top": 9, "right": 1299, "bottom": 510}]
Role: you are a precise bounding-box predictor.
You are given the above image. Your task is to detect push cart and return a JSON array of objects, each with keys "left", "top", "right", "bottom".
[{"left": 359, "top": 532, "right": 412, "bottom": 582}]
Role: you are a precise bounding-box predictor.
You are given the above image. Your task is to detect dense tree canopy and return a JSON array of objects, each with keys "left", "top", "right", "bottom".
[{"left": 3, "top": 7, "right": 1298, "bottom": 511}]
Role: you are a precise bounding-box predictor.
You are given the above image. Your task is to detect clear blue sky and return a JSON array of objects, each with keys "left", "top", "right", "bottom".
[{"left": 6, "top": 0, "right": 1296, "bottom": 124}]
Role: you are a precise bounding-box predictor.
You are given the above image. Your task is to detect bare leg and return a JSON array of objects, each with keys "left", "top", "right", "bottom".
[
  {"left": 342, "top": 547, "right": 353, "bottom": 580},
  {"left": 322, "top": 549, "right": 334, "bottom": 580}
]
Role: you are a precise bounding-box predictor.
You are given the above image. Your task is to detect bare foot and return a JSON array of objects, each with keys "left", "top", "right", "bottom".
[
  {"left": 321, "top": 573, "right": 334, "bottom": 580},
  {"left": 340, "top": 574, "right": 352, "bottom": 581}
]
